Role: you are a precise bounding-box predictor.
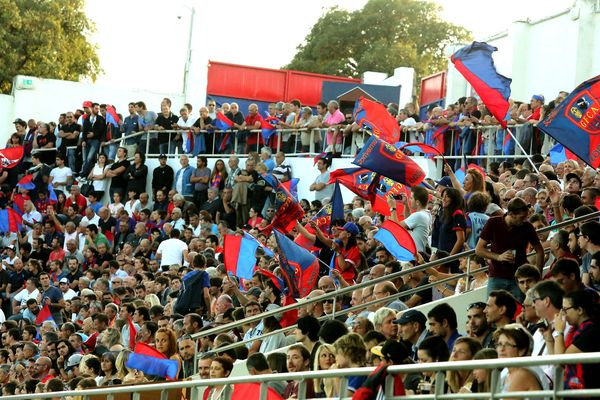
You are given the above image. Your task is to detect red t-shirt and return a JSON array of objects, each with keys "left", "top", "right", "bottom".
[
  {"left": 334, "top": 245, "right": 360, "bottom": 283},
  {"left": 245, "top": 114, "right": 264, "bottom": 146},
  {"left": 528, "top": 107, "right": 541, "bottom": 121},
  {"left": 65, "top": 194, "right": 87, "bottom": 216}
]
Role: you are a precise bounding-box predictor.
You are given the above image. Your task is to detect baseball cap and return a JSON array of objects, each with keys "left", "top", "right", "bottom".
[
  {"left": 82, "top": 101, "right": 93, "bottom": 108},
  {"left": 336, "top": 222, "right": 359, "bottom": 236},
  {"left": 65, "top": 353, "right": 83, "bottom": 371},
  {"left": 159, "top": 154, "right": 167, "bottom": 159},
  {"left": 531, "top": 94, "right": 545, "bottom": 103},
  {"left": 7, "top": 245, "right": 16, "bottom": 252},
  {"left": 13, "top": 118, "right": 26, "bottom": 125},
  {"left": 59, "top": 277, "right": 69, "bottom": 284},
  {"left": 436, "top": 176, "right": 452, "bottom": 188},
  {"left": 371, "top": 340, "right": 411, "bottom": 364},
  {"left": 565, "top": 173, "right": 582, "bottom": 187},
  {"left": 245, "top": 287, "right": 261, "bottom": 298},
  {"left": 393, "top": 309, "right": 426, "bottom": 325}
]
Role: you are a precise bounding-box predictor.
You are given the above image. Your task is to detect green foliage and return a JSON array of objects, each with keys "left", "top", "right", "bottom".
[
  {"left": 0, "top": 0, "right": 101, "bottom": 94},
  {"left": 285, "top": 0, "right": 471, "bottom": 86}
]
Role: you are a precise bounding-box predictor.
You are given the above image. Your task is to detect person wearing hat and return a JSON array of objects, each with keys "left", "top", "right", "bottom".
[
  {"left": 13, "top": 118, "right": 27, "bottom": 142},
  {"left": 310, "top": 220, "right": 361, "bottom": 283},
  {"left": 564, "top": 173, "right": 582, "bottom": 195},
  {"left": 394, "top": 309, "right": 428, "bottom": 361},
  {"left": 476, "top": 197, "right": 544, "bottom": 301}
]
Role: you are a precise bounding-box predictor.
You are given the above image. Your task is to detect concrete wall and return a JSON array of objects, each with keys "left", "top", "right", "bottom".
[
  {"left": 446, "top": 0, "right": 600, "bottom": 104},
  {"left": 1, "top": 75, "right": 183, "bottom": 146}
]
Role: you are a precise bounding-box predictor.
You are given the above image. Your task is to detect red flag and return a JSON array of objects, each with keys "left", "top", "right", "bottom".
[
  {"left": 35, "top": 304, "right": 53, "bottom": 325},
  {"left": 128, "top": 317, "right": 137, "bottom": 349},
  {"left": 353, "top": 97, "right": 401, "bottom": 143},
  {"left": 0, "top": 146, "right": 24, "bottom": 169},
  {"left": 266, "top": 176, "right": 304, "bottom": 235},
  {"left": 231, "top": 383, "right": 283, "bottom": 400}
]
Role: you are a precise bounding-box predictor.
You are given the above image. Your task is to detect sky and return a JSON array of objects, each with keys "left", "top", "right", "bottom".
[{"left": 85, "top": 0, "right": 574, "bottom": 94}]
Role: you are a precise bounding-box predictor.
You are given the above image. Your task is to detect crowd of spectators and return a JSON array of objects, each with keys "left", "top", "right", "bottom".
[{"left": 0, "top": 92, "right": 599, "bottom": 399}]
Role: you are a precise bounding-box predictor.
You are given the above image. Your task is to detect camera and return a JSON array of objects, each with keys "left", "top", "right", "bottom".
[{"left": 532, "top": 319, "right": 549, "bottom": 331}]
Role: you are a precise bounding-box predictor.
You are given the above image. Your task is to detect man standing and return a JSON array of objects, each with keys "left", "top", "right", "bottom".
[
  {"left": 174, "top": 155, "right": 195, "bottom": 200},
  {"left": 310, "top": 156, "right": 333, "bottom": 202},
  {"left": 105, "top": 147, "right": 130, "bottom": 199},
  {"left": 396, "top": 186, "right": 431, "bottom": 253},
  {"left": 32, "top": 122, "right": 57, "bottom": 166},
  {"left": 81, "top": 103, "right": 106, "bottom": 177},
  {"left": 272, "top": 151, "right": 292, "bottom": 182},
  {"left": 191, "top": 156, "right": 211, "bottom": 206},
  {"left": 156, "top": 229, "right": 188, "bottom": 271},
  {"left": 122, "top": 102, "right": 140, "bottom": 155},
  {"left": 49, "top": 154, "right": 73, "bottom": 195},
  {"left": 39, "top": 272, "right": 65, "bottom": 324},
  {"left": 476, "top": 198, "right": 544, "bottom": 300},
  {"left": 58, "top": 112, "right": 81, "bottom": 173}
]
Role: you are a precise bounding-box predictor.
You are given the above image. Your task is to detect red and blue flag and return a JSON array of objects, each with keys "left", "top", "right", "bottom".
[
  {"left": 399, "top": 142, "right": 445, "bottom": 160},
  {"left": 374, "top": 219, "right": 417, "bottom": 261},
  {"left": 353, "top": 135, "right": 425, "bottom": 187},
  {"left": 243, "top": 231, "right": 274, "bottom": 257},
  {"left": 185, "top": 129, "right": 195, "bottom": 155},
  {"left": 0, "top": 208, "right": 22, "bottom": 233},
  {"left": 17, "top": 174, "right": 35, "bottom": 191},
  {"left": 549, "top": 143, "right": 578, "bottom": 164},
  {"left": 353, "top": 97, "right": 401, "bottom": 143},
  {"left": 105, "top": 105, "right": 120, "bottom": 128},
  {"left": 126, "top": 342, "right": 179, "bottom": 380},
  {"left": 282, "top": 178, "right": 299, "bottom": 201},
  {"left": 35, "top": 304, "right": 54, "bottom": 325},
  {"left": 329, "top": 168, "right": 409, "bottom": 216},
  {"left": 261, "top": 116, "right": 278, "bottom": 144},
  {"left": 223, "top": 235, "right": 258, "bottom": 280},
  {"left": 267, "top": 177, "right": 305, "bottom": 234},
  {"left": 47, "top": 184, "right": 57, "bottom": 203},
  {"left": 273, "top": 229, "right": 319, "bottom": 299},
  {"left": 0, "top": 146, "right": 24, "bottom": 169},
  {"left": 451, "top": 42, "right": 512, "bottom": 128},
  {"left": 424, "top": 124, "right": 448, "bottom": 155},
  {"left": 213, "top": 112, "right": 234, "bottom": 131},
  {"left": 538, "top": 75, "right": 600, "bottom": 168}
]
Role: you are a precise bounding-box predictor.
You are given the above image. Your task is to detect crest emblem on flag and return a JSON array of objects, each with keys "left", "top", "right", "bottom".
[{"left": 564, "top": 91, "right": 600, "bottom": 134}]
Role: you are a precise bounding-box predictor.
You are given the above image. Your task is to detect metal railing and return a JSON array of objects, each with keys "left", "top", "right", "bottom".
[
  {"left": 192, "top": 210, "right": 600, "bottom": 354},
  {"left": 3, "top": 353, "right": 600, "bottom": 400}
]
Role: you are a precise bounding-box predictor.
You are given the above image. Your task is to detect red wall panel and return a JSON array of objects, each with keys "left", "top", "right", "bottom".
[
  {"left": 207, "top": 61, "right": 360, "bottom": 107},
  {"left": 420, "top": 71, "right": 447, "bottom": 106}
]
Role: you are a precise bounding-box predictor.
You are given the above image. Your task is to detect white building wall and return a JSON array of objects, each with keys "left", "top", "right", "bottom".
[
  {"left": 0, "top": 75, "right": 183, "bottom": 146},
  {"left": 446, "top": 0, "right": 600, "bottom": 104}
]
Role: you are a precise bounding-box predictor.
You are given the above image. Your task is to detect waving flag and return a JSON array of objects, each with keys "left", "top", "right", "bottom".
[
  {"left": 126, "top": 342, "right": 179, "bottom": 380},
  {"left": 353, "top": 135, "right": 425, "bottom": 187},
  {"left": 374, "top": 219, "right": 417, "bottom": 261},
  {"left": 549, "top": 143, "right": 578, "bottom": 164},
  {"left": 105, "top": 105, "right": 121, "bottom": 127},
  {"left": 127, "top": 317, "right": 137, "bottom": 350},
  {"left": 268, "top": 177, "right": 304, "bottom": 234},
  {"left": 185, "top": 129, "right": 195, "bottom": 155},
  {"left": 261, "top": 116, "right": 278, "bottom": 144},
  {"left": 399, "top": 142, "right": 445, "bottom": 160},
  {"left": 35, "top": 304, "right": 54, "bottom": 325},
  {"left": 244, "top": 231, "right": 274, "bottom": 257},
  {"left": 223, "top": 235, "right": 258, "bottom": 280},
  {"left": 273, "top": 229, "right": 319, "bottom": 299},
  {"left": 282, "top": 178, "right": 299, "bottom": 201},
  {"left": 454, "top": 163, "right": 487, "bottom": 186},
  {"left": 538, "top": 75, "right": 600, "bottom": 168},
  {"left": 17, "top": 174, "right": 35, "bottom": 191},
  {"left": 329, "top": 168, "right": 409, "bottom": 216},
  {"left": 313, "top": 182, "right": 344, "bottom": 233},
  {"left": 353, "top": 97, "right": 401, "bottom": 143},
  {"left": 0, "top": 146, "right": 24, "bottom": 169},
  {"left": 0, "top": 208, "right": 22, "bottom": 233},
  {"left": 451, "top": 42, "right": 512, "bottom": 128}
]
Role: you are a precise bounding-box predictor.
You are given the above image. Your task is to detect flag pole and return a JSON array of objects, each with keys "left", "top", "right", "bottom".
[{"left": 506, "top": 127, "right": 542, "bottom": 175}]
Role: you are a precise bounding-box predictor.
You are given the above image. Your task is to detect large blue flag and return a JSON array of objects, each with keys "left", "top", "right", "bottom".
[
  {"left": 223, "top": 235, "right": 258, "bottom": 280},
  {"left": 451, "top": 42, "right": 511, "bottom": 128},
  {"left": 538, "top": 75, "right": 600, "bottom": 168},
  {"left": 353, "top": 135, "right": 425, "bottom": 187},
  {"left": 374, "top": 219, "right": 417, "bottom": 261},
  {"left": 273, "top": 229, "right": 319, "bottom": 299}
]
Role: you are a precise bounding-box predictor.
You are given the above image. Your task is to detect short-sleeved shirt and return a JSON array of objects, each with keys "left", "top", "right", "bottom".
[
  {"left": 109, "top": 159, "right": 131, "bottom": 191},
  {"left": 334, "top": 245, "right": 360, "bottom": 283},
  {"left": 50, "top": 166, "right": 73, "bottom": 193},
  {"left": 314, "top": 171, "right": 333, "bottom": 201},
  {"left": 244, "top": 113, "right": 263, "bottom": 146},
  {"left": 571, "top": 323, "right": 600, "bottom": 388},
  {"left": 348, "top": 375, "right": 367, "bottom": 393},
  {"left": 156, "top": 238, "right": 188, "bottom": 267},
  {"left": 193, "top": 167, "right": 211, "bottom": 192},
  {"left": 434, "top": 209, "right": 466, "bottom": 253},
  {"left": 466, "top": 211, "right": 489, "bottom": 249},
  {"left": 41, "top": 285, "right": 63, "bottom": 316},
  {"left": 403, "top": 210, "right": 431, "bottom": 253},
  {"left": 479, "top": 216, "right": 541, "bottom": 279}
]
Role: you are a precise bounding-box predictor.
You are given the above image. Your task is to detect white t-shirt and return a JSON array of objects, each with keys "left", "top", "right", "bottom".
[
  {"left": 63, "top": 231, "right": 78, "bottom": 252},
  {"left": 61, "top": 288, "right": 78, "bottom": 301},
  {"left": 92, "top": 164, "right": 108, "bottom": 191},
  {"left": 50, "top": 166, "right": 73, "bottom": 193},
  {"left": 81, "top": 215, "right": 100, "bottom": 227},
  {"left": 23, "top": 211, "right": 42, "bottom": 232},
  {"left": 403, "top": 210, "right": 432, "bottom": 253},
  {"left": 156, "top": 238, "right": 188, "bottom": 267},
  {"left": 314, "top": 171, "right": 333, "bottom": 202},
  {"left": 177, "top": 116, "right": 197, "bottom": 128},
  {"left": 14, "top": 289, "right": 40, "bottom": 312},
  {"left": 108, "top": 203, "right": 124, "bottom": 218},
  {"left": 124, "top": 200, "right": 141, "bottom": 216}
]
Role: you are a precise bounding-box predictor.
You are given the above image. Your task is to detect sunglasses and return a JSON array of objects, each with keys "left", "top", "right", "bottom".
[{"left": 467, "top": 302, "right": 486, "bottom": 311}]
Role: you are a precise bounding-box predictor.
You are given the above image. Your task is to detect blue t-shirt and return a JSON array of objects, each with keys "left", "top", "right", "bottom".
[
  {"left": 348, "top": 375, "right": 367, "bottom": 393},
  {"left": 466, "top": 211, "right": 489, "bottom": 249}
]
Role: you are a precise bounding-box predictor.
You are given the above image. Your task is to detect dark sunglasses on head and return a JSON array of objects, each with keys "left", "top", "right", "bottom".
[{"left": 467, "top": 302, "right": 486, "bottom": 311}]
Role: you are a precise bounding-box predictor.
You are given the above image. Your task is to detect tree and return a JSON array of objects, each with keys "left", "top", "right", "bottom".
[
  {"left": 285, "top": 0, "right": 471, "bottom": 89},
  {"left": 0, "top": 0, "right": 101, "bottom": 94}
]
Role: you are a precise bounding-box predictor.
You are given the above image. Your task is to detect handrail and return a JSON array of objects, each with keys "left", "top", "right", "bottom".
[
  {"left": 3, "top": 353, "right": 600, "bottom": 400},
  {"left": 192, "top": 210, "right": 600, "bottom": 340}
]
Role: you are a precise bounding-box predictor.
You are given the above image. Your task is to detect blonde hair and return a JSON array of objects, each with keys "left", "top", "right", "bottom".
[
  {"left": 144, "top": 294, "right": 161, "bottom": 307},
  {"left": 115, "top": 350, "right": 132, "bottom": 379},
  {"left": 313, "top": 344, "right": 336, "bottom": 393}
]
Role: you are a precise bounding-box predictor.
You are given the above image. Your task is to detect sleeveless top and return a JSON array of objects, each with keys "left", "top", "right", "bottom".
[{"left": 499, "top": 366, "right": 551, "bottom": 400}]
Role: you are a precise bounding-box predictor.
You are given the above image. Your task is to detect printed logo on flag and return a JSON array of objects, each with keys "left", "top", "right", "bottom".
[{"left": 564, "top": 90, "right": 600, "bottom": 134}]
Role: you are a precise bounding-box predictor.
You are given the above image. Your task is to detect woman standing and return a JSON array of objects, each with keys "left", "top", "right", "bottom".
[
  {"left": 126, "top": 152, "right": 148, "bottom": 195},
  {"left": 209, "top": 159, "right": 228, "bottom": 193},
  {"left": 432, "top": 187, "right": 466, "bottom": 271},
  {"left": 88, "top": 153, "right": 109, "bottom": 200},
  {"left": 310, "top": 221, "right": 361, "bottom": 284}
]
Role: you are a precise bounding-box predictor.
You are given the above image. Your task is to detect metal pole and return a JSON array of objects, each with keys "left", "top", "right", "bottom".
[
  {"left": 182, "top": 6, "right": 195, "bottom": 98},
  {"left": 507, "top": 127, "right": 542, "bottom": 175}
]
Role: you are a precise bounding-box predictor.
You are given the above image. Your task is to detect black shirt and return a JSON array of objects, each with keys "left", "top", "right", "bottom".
[
  {"left": 35, "top": 132, "right": 57, "bottom": 165},
  {"left": 8, "top": 269, "right": 31, "bottom": 293},
  {"left": 155, "top": 113, "right": 179, "bottom": 144},
  {"left": 98, "top": 216, "right": 117, "bottom": 235},
  {"left": 110, "top": 159, "right": 131, "bottom": 190},
  {"left": 59, "top": 122, "right": 81, "bottom": 149},
  {"left": 152, "top": 165, "right": 174, "bottom": 192},
  {"left": 126, "top": 163, "right": 148, "bottom": 195}
]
